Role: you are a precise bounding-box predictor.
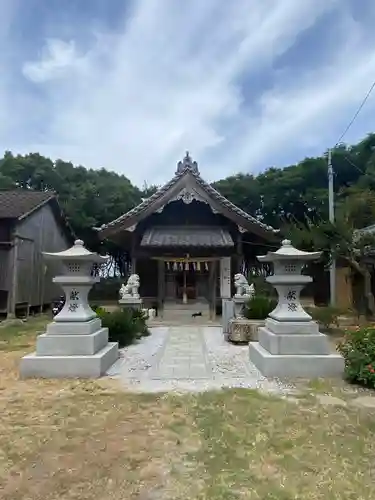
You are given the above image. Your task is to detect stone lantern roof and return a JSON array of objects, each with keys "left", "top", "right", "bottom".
[
  {"left": 258, "top": 239, "right": 322, "bottom": 262},
  {"left": 43, "top": 239, "right": 108, "bottom": 263}
]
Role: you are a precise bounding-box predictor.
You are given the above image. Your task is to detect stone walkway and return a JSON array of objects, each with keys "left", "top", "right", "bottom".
[{"left": 107, "top": 326, "right": 293, "bottom": 394}]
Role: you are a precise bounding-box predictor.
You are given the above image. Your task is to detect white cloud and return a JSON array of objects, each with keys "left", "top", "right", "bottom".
[
  {"left": 22, "top": 39, "right": 88, "bottom": 83},
  {"left": 2, "top": 0, "right": 375, "bottom": 184}
]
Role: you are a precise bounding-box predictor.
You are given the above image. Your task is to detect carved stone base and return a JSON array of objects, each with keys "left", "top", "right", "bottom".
[
  {"left": 119, "top": 298, "right": 142, "bottom": 310},
  {"left": 228, "top": 318, "right": 262, "bottom": 343}
]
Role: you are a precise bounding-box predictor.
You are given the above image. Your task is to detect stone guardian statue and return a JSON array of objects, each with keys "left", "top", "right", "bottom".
[
  {"left": 119, "top": 274, "right": 140, "bottom": 299},
  {"left": 233, "top": 273, "right": 255, "bottom": 299}
]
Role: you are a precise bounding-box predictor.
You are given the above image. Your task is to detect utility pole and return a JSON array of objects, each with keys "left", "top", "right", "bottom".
[{"left": 328, "top": 149, "right": 336, "bottom": 306}]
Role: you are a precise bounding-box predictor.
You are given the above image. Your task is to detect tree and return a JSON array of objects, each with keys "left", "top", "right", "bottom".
[
  {"left": 0, "top": 153, "right": 143, "bottom": 245},
  {"left": 2, "top": 130, "right": 375, "bottom": 284},
  {"left": 287, "top": 187, "right": 375, "bottom": 316}
]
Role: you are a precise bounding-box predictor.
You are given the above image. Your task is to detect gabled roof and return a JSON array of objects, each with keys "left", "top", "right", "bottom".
[
  {"left": 0, "top": 190, "right": 55, "bottom": 219},
  {"left": 98, "top": 153, "right": 279, "bottom": 240},
  {"left": 0, "top": 189, "right": 75, "bottom": 241}
]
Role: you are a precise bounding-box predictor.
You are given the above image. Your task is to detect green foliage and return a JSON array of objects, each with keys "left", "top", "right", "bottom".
[
  {"left": 337, "top": 327, "right": 375, "bottom": 388},
  {"left": 91, "top": 305, "right": 106, "bottom": 315},
  {"left": 94, "top": 307, "right": 150, "bottom": 347},
  {"left": 248, "top": 275, "right": 276, "bottom": 297},
  {"left": 243, "top": 296, "right": 277, "bottom": 320},
  {"left": 3, "top": 133, "right": 375, "bottom": 287},
  {"left": 0, "top": 152, "right": 144, "bottom": 250},
  {"left": 89, "top": 278, "right": 124, "bottom": 301},
  {"left": 305, "top": 306, "right": 343, "bottom": 330},
  {"left": 0, "top": 131, "right": 373, "bottom": 248},
  {"left": 2, "top": 133, "right": 375, "bottom": 247},
  {"left": 131, "top": 308, "right": 151, "bottom": 337}
]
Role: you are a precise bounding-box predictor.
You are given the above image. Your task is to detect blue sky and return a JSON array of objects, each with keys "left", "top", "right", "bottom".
[{"left": 1, "top": 0, "right": 375, "bottom": 186}]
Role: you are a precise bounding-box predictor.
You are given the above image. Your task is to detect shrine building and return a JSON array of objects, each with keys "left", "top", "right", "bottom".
[{"left": 98, "top": 153, "right": 280, "bottom": 319}]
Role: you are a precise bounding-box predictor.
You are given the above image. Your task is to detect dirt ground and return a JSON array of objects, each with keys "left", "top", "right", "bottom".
[{"left": 1, "top": 316, "right": 375, "bottom": 499}]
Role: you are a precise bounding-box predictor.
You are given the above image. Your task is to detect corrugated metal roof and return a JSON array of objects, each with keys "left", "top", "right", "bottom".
[
  {"left": 0, "top": 190, "right": 54, "bottom": 219},
  {"left": 140, "top": 226, "right": 234, "bottom": 247}
]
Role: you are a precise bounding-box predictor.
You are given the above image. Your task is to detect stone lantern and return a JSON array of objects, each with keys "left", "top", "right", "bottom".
[
  {"left": 20, "top": 240, "right": 119, "bottom": 378},
  {"left": 249, "top": 239, "right": 344, "bottom": 378}
]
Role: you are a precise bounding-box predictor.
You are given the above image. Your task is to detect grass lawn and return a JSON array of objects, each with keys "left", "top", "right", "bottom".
[{"left": 1, "top": 316, "right": 375, "bottom": 499}]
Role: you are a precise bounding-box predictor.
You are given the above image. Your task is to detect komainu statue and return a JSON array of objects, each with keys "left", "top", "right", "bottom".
[
  {"left": 119, "top": 274, "right": 140, "bottom": 299},
  {"left": 233, "top": 273, "right": 255, "bottom": 298}
]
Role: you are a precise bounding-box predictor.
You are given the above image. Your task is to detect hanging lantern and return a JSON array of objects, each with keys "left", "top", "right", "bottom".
[
  {"left": 185, "top": 261, "right": 189, "bottom": 271},
  {"left": 197, "top": 262, "right": 201, "bottom": 271}
]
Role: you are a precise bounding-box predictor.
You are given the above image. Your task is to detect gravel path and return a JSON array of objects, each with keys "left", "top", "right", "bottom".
[{"left": 106, "top": 326, "right": 293, "bottom": 395}]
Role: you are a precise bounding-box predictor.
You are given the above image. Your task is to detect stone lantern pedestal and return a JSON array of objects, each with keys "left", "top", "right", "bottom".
[
  {"left": 249, "top": 240, "right": 344, "bottom": 378},
  {"left": 20, "top": 240, "right": 119, "bottom": 378}
]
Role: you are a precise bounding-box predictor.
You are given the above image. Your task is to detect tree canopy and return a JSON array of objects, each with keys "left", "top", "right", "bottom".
[{"left": 1, "top": 133, "right": 375, "bottom": 243}]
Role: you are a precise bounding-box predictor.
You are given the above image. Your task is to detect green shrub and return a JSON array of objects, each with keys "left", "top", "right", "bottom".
[
  {"left": 131, "top": 308, "right": 151, "bottom": 337},
  {"left": 243, "top": 296, "right": 277, "bottom": 320},
  {"left": 91, "top": 305, "right": 106, "bottom": 315},
  {"left": 95, "top": 307, "right": 150, "bottom": 347},
  {"left": 305, "top": 306, "right": 342, "bottom": 330},
  {"left": 248, "top": 276, "right": 276, "bottom": 297},
  {"left": 337, "top": 326, "right": 375, "bottom": 388}
]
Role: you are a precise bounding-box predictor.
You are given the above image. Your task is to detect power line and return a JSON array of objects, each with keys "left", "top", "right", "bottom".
[
  {"left": 335, "top": 79, "right": 375, "bottom": 147},
  {"left": 343, "top": 154, "right": 364, "bottom": 175},
  {"left": 327, "top": 78, "right": 375, "bottom": 306}
]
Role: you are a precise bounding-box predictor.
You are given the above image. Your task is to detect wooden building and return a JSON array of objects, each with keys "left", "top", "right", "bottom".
[
  {"left": 0, "top": 190, "right": 74, "bottom": 317},
  {"left": 99, "top": 153, "right": 280, "bottom": 318}
]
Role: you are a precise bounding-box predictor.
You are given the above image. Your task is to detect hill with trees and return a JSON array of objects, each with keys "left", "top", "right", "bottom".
[
  {"left": 1, "top": 134, "right": 375, "bottom": 235},
  {"left": 0, "top": 136, "right": 375, "bottom": 245}
]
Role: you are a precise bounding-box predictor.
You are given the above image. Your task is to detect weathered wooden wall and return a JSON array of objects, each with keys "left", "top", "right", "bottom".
[
  {"left": 0, "top": 247, "right": 10, "bottom": 310},
  {"left": 13, "top": 203, "right": 70, "bottom": 309}
]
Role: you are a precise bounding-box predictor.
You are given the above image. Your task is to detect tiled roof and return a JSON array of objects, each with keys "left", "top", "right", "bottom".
[
  {"left": 0, "top": 190, "right": 55, "bottom": 219},
  {"left": 99, "top": 155, "right": 278, "bottom": 236},
  {"left": 140, "top": 226, "right": 234, "bottom": 247}
]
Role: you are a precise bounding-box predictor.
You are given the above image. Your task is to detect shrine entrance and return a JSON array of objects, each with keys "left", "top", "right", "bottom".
[
  {"left": 154, "top": 255, "right": 220, "bottom": 320},
  {"left": 164, "top": 256, "right": 211, "bottom": 303},
  {"left": 97, "top": 153, "right": 280, "bottom": 324}
]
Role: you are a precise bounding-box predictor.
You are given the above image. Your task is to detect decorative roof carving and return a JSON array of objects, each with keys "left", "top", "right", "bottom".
[
  {"left": 99, "top": 153, "right": 280, "bottom": 238},
  {"left": 155, "top": 187, "right": 218, "bottom": 214},
  {"left": 175, "top": 151, "right": 199, "bottom": 175},
  {"left": 173, "top": 187, "right": 205, "bottom": 205}
]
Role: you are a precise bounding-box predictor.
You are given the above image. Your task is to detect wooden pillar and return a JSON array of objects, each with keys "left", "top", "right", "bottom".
[
  {"left": 131, "top": 236, "right": 137, "bottom": 274},
  {"left": 209, "top": 260, "right": 217, "bottom": 320},
  {"left": 157, "top": 259, "right": 165, "bottom": 318},
  {"left": 236, "top": 231, "right": 243, "bottom": 273},
  {"left": 131, "top": 256, "right": 137, "bottom": 274}
]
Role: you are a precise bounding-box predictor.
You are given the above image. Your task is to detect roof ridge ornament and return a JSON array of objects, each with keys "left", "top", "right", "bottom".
[{"left": 176, "top": 151, "right": 199, "bottom": 175}]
